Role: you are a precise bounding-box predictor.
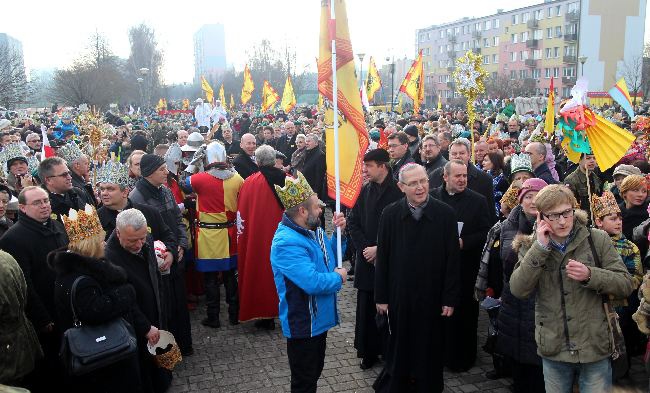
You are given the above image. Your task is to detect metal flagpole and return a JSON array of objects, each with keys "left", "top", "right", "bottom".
[{"left": 330, "top": 0, "right": 343, "bottom": 268}]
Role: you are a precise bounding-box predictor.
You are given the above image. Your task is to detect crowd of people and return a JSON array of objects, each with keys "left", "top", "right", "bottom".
[{"left": 1, "top": 95, "right": 650, "bottom": 393}]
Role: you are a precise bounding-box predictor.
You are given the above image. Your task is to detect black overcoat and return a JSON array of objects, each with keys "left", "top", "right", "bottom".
[{"left": 374, "top": 197, "right": 460, "bottom": 392}]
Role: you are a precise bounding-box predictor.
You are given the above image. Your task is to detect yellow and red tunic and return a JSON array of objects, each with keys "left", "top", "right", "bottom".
[{"left": 185, "top": 171, "right": 243, "bottom": 272}]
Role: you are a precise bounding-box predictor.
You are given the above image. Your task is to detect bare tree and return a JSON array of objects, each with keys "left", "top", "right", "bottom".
[
  {"left": 484, "top": 73, "right": 526, "bottom": 99},
  {"left": 618, "top": 55, "right": 643, "bottom": 105},
  {"left": 0, "top": 40, "right": 29, "bottom": 109},
  {"left": 127, "top": 24, "right": 164, "bottom": 108},
  {"left": 642, "top": 42, "right": 650, "bottom": 103},
  {"left": 49, "top": 33, "right": 132, "bottom": 109}
]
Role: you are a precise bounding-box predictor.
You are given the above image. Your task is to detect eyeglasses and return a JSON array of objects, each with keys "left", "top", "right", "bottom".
[
  {"left": 48, "top": 171, "right": 71, "bottom": 179},
  {"left": 25, "top": 198, "right": 50, "bottom": 207},
  {"left": 388, "top": 143, "right": 404, "bottom": 148},
  {"left": 543, "top": 208, "right": 574, "bottom": 222},
  {"left": 402, "top": 178, "right": 429, "bottom": 189}
]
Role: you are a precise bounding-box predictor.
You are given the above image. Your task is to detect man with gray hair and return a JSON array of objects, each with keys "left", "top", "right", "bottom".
[
  {"left": 237, "top": 144, "right": 288, "bottom": 330},
  {"left": 105, "top": 208, "right": 169, "bottom": 392},
  {"left": 429, "top": 138, "right": 496, "bottom": 222},
  {"left": 374, "top": 163, "right": 460, "bottom": 392}
]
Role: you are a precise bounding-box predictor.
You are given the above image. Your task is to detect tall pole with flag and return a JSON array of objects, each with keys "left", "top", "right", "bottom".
[
  {"left": 318, "top": 0, "right": 368, "bottom": 267},
  {"left": 544, "top": 77, "right": 555, "bottom": 136},
  {"left": 399, "top": 50, "right": 424, "bottom": 114}
]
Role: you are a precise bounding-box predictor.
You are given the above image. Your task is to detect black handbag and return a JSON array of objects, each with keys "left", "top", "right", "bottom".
[
  {"left": 60, "top": 275, "right": 138, "bottom": 376},
  {"left": 587, "top": 231, "right": 629, "bottom": 380}
]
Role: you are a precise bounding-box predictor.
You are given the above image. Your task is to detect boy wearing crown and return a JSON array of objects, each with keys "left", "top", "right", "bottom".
[
  {"left": 593, "top": 191, "right": 644, "bottom": 363},
  {"left": 270, "top": 172, "right": 348, "bottom": 393}
]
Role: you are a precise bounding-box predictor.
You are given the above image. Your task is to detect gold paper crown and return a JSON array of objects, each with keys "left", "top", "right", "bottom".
[
  {"left": 274, "top": 172, "right": 315, "bottom": 209},
  {"left": 591, "top": 191, "right": 620, "bottom": 219},
  {"left": 62, "top": 204, "right": 103, "bottom": 244}
]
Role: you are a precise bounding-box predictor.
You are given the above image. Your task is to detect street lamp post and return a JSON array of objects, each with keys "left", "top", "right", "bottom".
[
  {"left": 139, "top": 67, "right": 150, "bottom": 110},
  {"left": 385, "top": 56, "right": 395, "bottom": 113},
  {"left": 357, "top": 53, "right": 365, "bottom": 90},
  {"left": 137, "top": 77, "right": 144, "bottom": 110},
  {"left": 578, "top": 56, "right": 587, "bottom": 77}
]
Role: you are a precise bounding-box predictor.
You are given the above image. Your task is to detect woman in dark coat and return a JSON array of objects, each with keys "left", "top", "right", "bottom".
[
  {"left": 619, "top": 175, "right": 649, "bottom": 260},
  {"left": 495, "top": 178, "right": 546, "bottom": 393},
  {"left": 49, "top": 207, "right": 144, "bottom": 393}
]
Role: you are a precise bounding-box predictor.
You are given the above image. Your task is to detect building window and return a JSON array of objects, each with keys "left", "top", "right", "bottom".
[
  {"left": 563, "top": 67, "right": 576, "bottom": 77},
  {"left": 556, "top": 5, "right": 562, "bottom": 16},
  {"left": 483, "top": 56, "right": 490, "bottom": 65},
  {"left": 510, "top": 52, "right": 517, "bottom": 62},
  {"left": 545, "top": 68, "right": 551, "bottom": 78},
  {"left": 534, "top": 10, "right": 542, "bottom": 20},
  {"left": 424, "top": 48, "right": 430, "bottom": 55},
  {"left": 553, "top": 67, "right": 560, "bottom": 78},
  {"left": 564, "top": 45, "right": 575, "bottom": 56},
  {"left": 511, "top": 33, "right": 518, "bottom": 43},
  {"left": 492, "top": 54, "right": 498, "bottom": 63},
  {"left": 475, "top": 23, "right": 482, "bottom": 31},
  {"left": 523, "top": 12, "right": 530, "bottom": 23},
  {"left": 563, "top": 87, "right": 571, "bottom": 97},
  {"left": 462, "top": 41, "right": 467, "bottom": 50},
  {"left": 519, "top": 69, "right": 528, "bottom": 79},
  {"left": 439, "top": 60, "right": 446, "bottom": 68},
  {"left": 474, "top": 39, "right": 480, "bottom": 48},
  {"left": 533, "top": 49, "right": 542, "bottom": 59},
  {"left": 565, "top": 24, "right": 577, "bottom": 34},
  {"left": 485, "top": 20, "right": 491, "bottom": 30},
  {"left": 493, "top": 36, "right": 499, "bottom": 46},
  {"left": 553, "top": 47, "right": 560, "bottom": 58},
  {"left": 494, "top": 19, "right": 500, "bottom": 28},
  {"left": 520, "top": 51, "right": 529, "bottom": 61},
  {"left": 440, "top": 30, "right": 445, "bottom": 38},
  {"left": 484, "top": 38, "right": 490, "bottom": 47},
  {"left": 510, "top": 70, "right": 517, "bottom": 79},
  {"left": 545, "top": 48, "right": 552, "bottom": 58},
  {"left": 533, "top": 29, "right": 543, "bottom": 40},
  {"left": 547, "top": 7, "right": 553, "bottom": 18},
  {"left": 512, "top": 14, "right": 519, "bottom": 24},
  {"left": 532, "top": 69, "right": 541, "bottom": 79},
  {"left": 454, "top": 27, "right": 460, "bottom": 35},
  {"left": 547, "top": 28, "right": 553, "bottom": 39},
  {"left": 419, "top": 33, "right": 425, "bottom": 42},
  {"left": 440, "top": 45, "right": 444, "bottom": 53},
  {"left": 568, "top": 2, "right": 579, "bottom": 13}
]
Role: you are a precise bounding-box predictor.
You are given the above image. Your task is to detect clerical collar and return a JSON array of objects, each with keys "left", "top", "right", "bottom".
[{"left": 408, "top": 196, "right": 429, "bottom": 221}]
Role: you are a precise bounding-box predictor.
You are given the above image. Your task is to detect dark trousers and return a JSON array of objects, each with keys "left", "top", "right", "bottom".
[
  {"left": 444, "top": 298, "right": 479, "bottom": 371},
  {"left": 286, "top": 332, "right": 328, "bottom": 393},
  {"left": 354, "top": 289, "right": 383, "bottom": 359},
  {"left": 511, "top": 360, "right": 545, "bottom": 393},
  {"left": 162, "top": 263, "right": 193, "bottom": 353},
  {"left": 204, "top": 269, "right": 238, "bottom": 320}
]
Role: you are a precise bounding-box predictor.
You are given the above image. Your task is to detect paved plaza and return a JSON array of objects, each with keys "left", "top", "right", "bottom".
[{"left": 168, "top": 267, "right": 648, "bottom": 393}]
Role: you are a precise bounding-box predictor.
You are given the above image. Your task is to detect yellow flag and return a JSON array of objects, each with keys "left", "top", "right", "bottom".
[
  {"left": 365, "top": 56, "right": 382, "bottom": 101},
  {"left": 182, "top": 99, "right": 189, "bottom": 110},
  {"left": 318, "top": 0, "right": 369, "bottom": 208},
  {"left": 156, "top": 99, "right": 165, "bottom": 111},
  {"left": 229, "top": 94, "right": 235, "bottom": 110},
  {"left": 437, "top": 92, "right": 442, "bottom": 110},
  {"left": 318, "top": 93, "right": 324, "bottom": 110},
  {"left": 544, "top": 77, "right": 555, "bottom": 136},
  {"left": 201, "top": 76, "right": 214, "bottom": 104},
  {"left": 281, "top": 76, "right": 297, "bottom": 113},
  {"left": 241, "top": 65, "right": 255, "bottom": 105},
  {"left": 261, "top": 80, "right": 280, "bottom": 112},
  {"left": 399, "top": 50, "right": 424, "bottom": 113},
  {"left": 219, "top": 84, "right": 226, "bottom": 105}
]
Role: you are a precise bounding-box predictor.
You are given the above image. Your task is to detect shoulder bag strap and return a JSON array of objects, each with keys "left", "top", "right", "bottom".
[
  {"left": 69, "top": 275, "right": 86, "bottom": 327},
  {"left": 586, "top": 230, "right": 609, "bottom": 305}
]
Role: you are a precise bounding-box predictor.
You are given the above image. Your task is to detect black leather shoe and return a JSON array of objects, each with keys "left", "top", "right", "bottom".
[
  {"left": 181, "top": 347, "right": 194, "bottom": 356},
  {"left": 229, "top": 316, "right": 239, "bottom": 325},
  {"left": 360, "top": 356, "right": 378, "bottom": 370},
  {"left": 201, "top": 318, "right": 221, "bottom": 328},
  {"left": 254, "top": 319, "right": 275, "bottom": 330}
]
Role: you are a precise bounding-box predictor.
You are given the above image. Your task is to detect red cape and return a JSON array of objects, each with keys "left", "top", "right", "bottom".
[{"left": 237, "top": 172, "right": 283, "bottom": 321}]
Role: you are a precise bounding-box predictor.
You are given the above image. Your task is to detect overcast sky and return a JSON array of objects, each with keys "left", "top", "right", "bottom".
[{"left": 3, "top": 0, "right": 648, "bottom": 84}]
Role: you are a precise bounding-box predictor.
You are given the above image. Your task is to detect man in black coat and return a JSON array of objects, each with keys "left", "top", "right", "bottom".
[
  {"left": 374, "top": 164, "right": 460, "bottom": 392},
  {"left": 421, "top": 134, "right": 448, "bottom": 177},
  {"left": 387, "top": 131, "right": 414, "bottom": 181},
  {"left": 232, "top": 133, "right": 259, "bottom": 179},
  {"left": 430, "top": 160, "right": 491, "bottom": 372},
  {"left": 276, "top": 120, "right": 298, "bottom": 162},
  {"left": 38, "top": 157, "right": 86, "bottom": 222},
  {"left": 429, "top": 137, "right": 496, "bottom": 222},
  {"left": 348, "top": 149, "right": 403, "bottom": 370},
  {"left": 129, "top": 154, "right": 193, "bottom": 356},
  {"left": 301, "top": 134, "right": 327, "bottom": 202},
  {"left": 525, "top": 142, "right": 558, "bottom": 185},
  {"left": 104, "top": 208, "right": 171, "bottom": 393},
  {"left": 0, "top": 186, "right": 69, "bottom": 390}
]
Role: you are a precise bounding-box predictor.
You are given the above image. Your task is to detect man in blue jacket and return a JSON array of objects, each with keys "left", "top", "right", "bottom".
[{"left": 271, "top": 171, "right": 348, "bottom": 393}]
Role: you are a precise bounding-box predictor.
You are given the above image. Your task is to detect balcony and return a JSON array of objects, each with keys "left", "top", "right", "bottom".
[
  {"left": 526, "top": 39, "right": 539, "bottom": 48},
  {"left": 563, "top": 55, "right": 577, "bottom": 63},
  {"left": 472, "top": 47, "right": 481, "bottom": 55},
  {"left": 472, "top": 31, "right": 482, "bottom": 40},
  {"left": 562, "top": 76, "right": 575, "bottom": 85},
  {"left": 447, "top": 66, "right": 456, "bottom": 72},
  {"left": 446, "top": 81, "right": 456, "bottom": 89},
  {"left": 564, "top": 33, "right": 578, "bottom": 42},
  {"left": 447, "top": 51, "right": 457, "bottom": 59},
  {"left": 527, "top": 19, "right": 538, "bottom": 29},
  {"left": 525, "top": 59, "right": 537, "bottom": 68},
  {"left": 566, "top": 11, "right": 580, "bottom": 22}
]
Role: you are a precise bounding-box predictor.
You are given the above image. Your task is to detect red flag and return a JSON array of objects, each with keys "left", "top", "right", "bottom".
[{"left": 41, "top": 124, "right": 54, "bottom": 158}]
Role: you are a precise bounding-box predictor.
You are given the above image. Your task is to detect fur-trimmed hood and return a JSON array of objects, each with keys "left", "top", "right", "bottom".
[
  {"left": 47, "top": 249, "right": 128, "bottom": 286},
  {"left": 512, "top": 208, "right": 589, "bottom": 253}
]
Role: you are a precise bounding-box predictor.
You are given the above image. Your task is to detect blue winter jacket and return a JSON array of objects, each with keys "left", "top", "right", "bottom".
[
  {"left": 271, "top": 214, "right": 345, "bottom": 339},
  {"left": 53, "top": 120, "right": 79, "bottom": 139}
]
